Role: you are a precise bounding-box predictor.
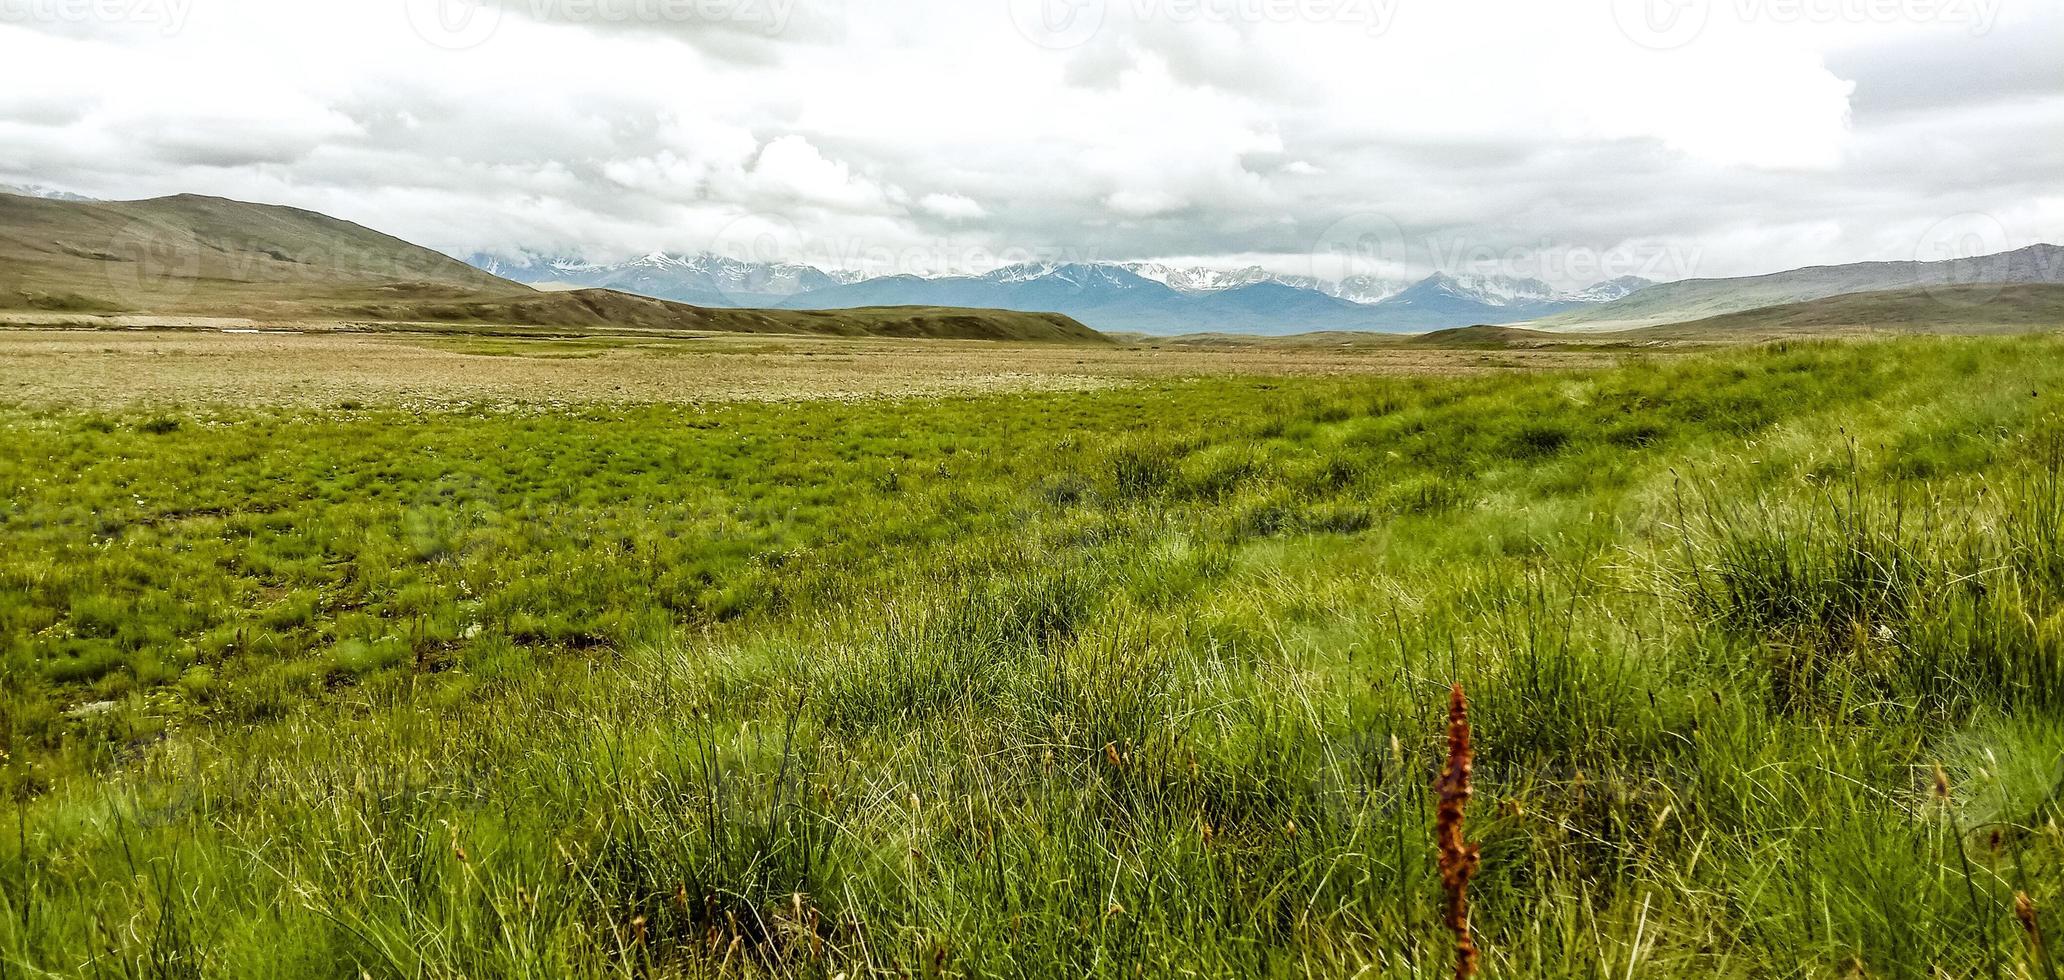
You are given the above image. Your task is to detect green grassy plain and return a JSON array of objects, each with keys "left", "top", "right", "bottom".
[{"left": 2, "top": 336, "right": 2062, "bottom": 978}]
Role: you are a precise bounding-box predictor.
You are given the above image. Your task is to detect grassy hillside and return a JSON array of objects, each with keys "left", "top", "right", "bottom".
[
  {"left": 1537, "top": 243, "right": 2064, "bottom": 331},
  {"left": 1116, "top": 326, "right": 1584, "bottom": 350},
  {"left": 3, "top": 337, "right": 2063, "bottom": 977},
  {"left": 340, "top": 294, "right": 1106, "bottom": 342},
  {"left": 0, "top": 193, "right": 1104, "bottom": 342},
  {"left": 1406, "top": 324, "right": 1580, "bottom": 348},
  {"left": 1639, "top": 282, "right": 2064, "bottom": 338},
  {"left": 1126, "top": 283, "right": 2064, "bottom": 349},
  {"left": 0, "top": 191, "right": 514, "bottom": 311}
]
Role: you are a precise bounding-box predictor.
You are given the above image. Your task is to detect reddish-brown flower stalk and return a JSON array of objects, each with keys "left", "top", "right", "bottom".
[
  {"left": 2016, "top": 892, "right": 2048, "bottom": 974},
  {"left": 1435, "top": 683, "right": 1481, "bottom": 980}
]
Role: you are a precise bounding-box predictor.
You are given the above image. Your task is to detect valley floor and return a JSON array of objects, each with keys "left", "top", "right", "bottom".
[
  {"left": 1, "top": 331, "right": 2060, "bottom": 978},
  {"left": 0, "top": 327, "right": 1618, "bottom": 407}
]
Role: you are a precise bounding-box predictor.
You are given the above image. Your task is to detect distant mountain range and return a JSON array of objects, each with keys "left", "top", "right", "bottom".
[
  {"left": 1116, "top": 262, "right": 1406, "bottom": 304},
  {"left": 468, "top": 251, "right": 1655, "bottom": 334},
  {"left": 471, "top": 251, "right": 867, "bottom": 307},
  {"left": 467, "top": 240, "right": 2064, "bottom": 336},
  {"left": 1539, "top": 243, "right": 2064, "bottom": 331}
]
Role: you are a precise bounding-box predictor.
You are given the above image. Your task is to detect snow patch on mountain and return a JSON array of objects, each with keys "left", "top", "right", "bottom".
[
  {"left": 1410, "top": 272, "right": 1656, "bottom": 306},
  {"left": 1120, "top": 262, "right": 1278, "bottom": 293},
  {"left": 0, "top": 183, "right": 96, "bottom": 202},
  {"left": 469, "top": 250, "right": 864, "bottom": 299},
  {"left": 1567, "top": 275, "right": 1654, "bottom": 302},
  {"left": 983, "top": 262, "right": 1153, "bottom": 289},
  {"left": 1418, "top": 273, "right": 1562, "bottom": 307},
  {"left": 1119, "top": 263, "right": 1417, "bottom": 304},
  {"left": 1323, "top": 275, "right": 1412, "bottom": 305}
]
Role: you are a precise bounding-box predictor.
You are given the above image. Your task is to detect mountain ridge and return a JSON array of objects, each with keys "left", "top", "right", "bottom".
[
  {"left": 1537, "top": 243, "right": 2064, "bottom": 331},
  {"left": 471, "top": 250, "right": 865, "bottom": 307},
  {"left": 482, "top": 241, "right": 2064, "bottom": 337},
  {"left": 1630, "top": 282, "right": 2064, "bottom": 339},
  {"left": 465, "top": 250, "right": 1656, "bottom": 334}
]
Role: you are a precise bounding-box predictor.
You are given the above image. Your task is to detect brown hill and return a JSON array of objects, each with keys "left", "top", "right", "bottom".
[{"left": 1638, "top": 283, "right": 2064, "bottom": 339}]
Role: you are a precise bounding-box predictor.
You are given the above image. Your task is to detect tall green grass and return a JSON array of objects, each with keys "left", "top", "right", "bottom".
[{"left": 2, "top": 337, "right": 2062, "bottom": 977}]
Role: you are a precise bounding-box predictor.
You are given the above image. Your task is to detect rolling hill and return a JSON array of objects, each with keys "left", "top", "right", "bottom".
[
  {"left": 1537, "top": 243, "right": 2064, "bottom": 331},
  {"left": 1633, "top": 282, "right": 2064, "bottom": 339},
  {"left": 0, "top": 193, "right": 1104, "bottom": 342},
  {"left": 1406, "top": 324, "right": 1581, "bottom": 348},
  {"left": 0, "top": 190, "right": 516, "bottom": 314},
  {"left": 1122, "top": 282, "right": 2064, "bottom": 347}
]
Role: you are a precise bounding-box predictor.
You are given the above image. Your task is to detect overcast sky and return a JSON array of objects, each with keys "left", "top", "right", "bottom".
[{"left": 2, "top": 0, "right": 2059, "bottom": 285}]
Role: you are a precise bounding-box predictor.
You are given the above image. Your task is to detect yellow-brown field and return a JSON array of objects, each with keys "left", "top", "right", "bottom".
[{"left": 0, "top": 327, "right": 1626, "bottom": 407}]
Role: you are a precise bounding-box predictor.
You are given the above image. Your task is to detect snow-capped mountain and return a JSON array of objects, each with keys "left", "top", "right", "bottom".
[
  {"left": 1, "top": 183, "right": 96, "bottom": 202},
  {"left": 468, "top": 251, "right": 864, "bottom": 306},
  {"left": 783, "top": 264, "right": 1653, "bottom": 335},
  {"left": 473, "top": 254, "right": 602, "bottom": 278},
  {"left": 1120, "top": 263, "right": 1281, "bottom": 294},
  {"left": 1111, "top": 264, "right": 1637, "bottom": 310},
  {"left": 1567, "top": 275, "right": 1655, "bottom": 303},
  {"left": 1118, "top": 263, "right": 1415, "bottom": 305},
  {"left": 1418, "top": 273, "right": 1563, "bottom": 307},
  {"left": 1367, "top": 273, "right": 1588, "bottom": 327},
  {"left": 982, "top": 262, "right": 1158, "bottom": 290},
  {"left": 1322, "top": 275, "right": 1413, "bottom": 305},
  {"left": 1341, "top": 272, "right": 1656, "bottom": 317}
]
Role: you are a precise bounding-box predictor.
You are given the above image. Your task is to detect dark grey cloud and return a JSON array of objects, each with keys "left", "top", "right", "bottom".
[
  {"left": 1832, "top": 25, "right": 2064, "bottom": 117},
  {"left": 494, "top": 0, "right": 851, "bottom": 63}
]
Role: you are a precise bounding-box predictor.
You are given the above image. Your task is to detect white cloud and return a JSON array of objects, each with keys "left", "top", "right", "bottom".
[
  {"left": 0, "top": 0, "right": 2056, "bottom": 283},
  {"left": 731, "top": 134, "right": 896, "bottom": 213},
  {"left": 918, "top": 192, "right": 987, "bottom": 220},
  {"left": 1106, "top": 189, "right": 1187, "bottom": 217}
]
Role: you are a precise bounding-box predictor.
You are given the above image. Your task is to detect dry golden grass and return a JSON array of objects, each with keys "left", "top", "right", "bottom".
[{"left": 0, "top": 327, "right": 1625, "bottom": 407}]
